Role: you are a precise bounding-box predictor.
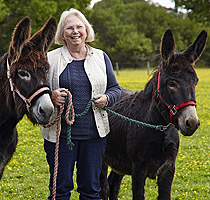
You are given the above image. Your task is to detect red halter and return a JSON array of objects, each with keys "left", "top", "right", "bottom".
[
  {"left": 157, "top": 71, "right": 196, "bottom": 123},
  {"left": 7, "top": 58, "right": 51, "bottom": 113}
]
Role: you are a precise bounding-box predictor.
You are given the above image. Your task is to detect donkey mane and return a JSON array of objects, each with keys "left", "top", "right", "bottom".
[
  {"left": 11, "top": 44, "right": 50, "bottom": 71},
  {"left": 144, "top": 52, "right": 198, "bottom": 96}
]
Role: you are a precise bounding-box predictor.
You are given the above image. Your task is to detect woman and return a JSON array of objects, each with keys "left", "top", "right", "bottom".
[{"left": 41, "top": 8, "right": 121, "bottom": 200}]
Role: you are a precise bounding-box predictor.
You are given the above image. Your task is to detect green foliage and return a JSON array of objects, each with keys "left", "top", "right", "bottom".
[
  {"left": 174, "top": 0, "right": 210, "bottom": 26},
  {"left": 0, "top": 68, "right": 210, "bottom": 199},
  {"left": 1, "top": 0, "right": 210, "bottom": 68},
  {"left": 0, "top": 0, "right": 9, "bottom": 21},
  {"left": 91, "top": 1, "right": 153, "bottom": 67},
  {"left": 91, "top": 0, "right": 208, "bottom": 68},
  {"left": 0, "top": 0, "right": 91, "bottom": 56}
]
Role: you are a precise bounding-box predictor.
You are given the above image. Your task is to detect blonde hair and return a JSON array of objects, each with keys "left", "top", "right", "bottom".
[{"left": 55, "top": 8, "right": 95, "bottom": 45}]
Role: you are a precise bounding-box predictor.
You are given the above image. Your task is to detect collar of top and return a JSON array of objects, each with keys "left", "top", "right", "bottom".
[{"left": 61, "top": 44, "right": 93, "bottom": 64}]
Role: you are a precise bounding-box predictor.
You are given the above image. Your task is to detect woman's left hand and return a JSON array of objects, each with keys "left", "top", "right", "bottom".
[{"left": 93, "top": 94, "right": 107, "bottom": 108}]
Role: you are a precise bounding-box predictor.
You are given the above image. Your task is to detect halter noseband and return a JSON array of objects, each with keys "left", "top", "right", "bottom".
[
  {"left": 156, "top": 71, "right": 196, "bottom": 123},
  {"left": 7, "top": 58, "right": 51, "bottom": 113}
]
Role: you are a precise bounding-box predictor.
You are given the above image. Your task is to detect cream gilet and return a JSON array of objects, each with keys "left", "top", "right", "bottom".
[{"left": 41, "top": 45, "right": 110, "bottom": 143}]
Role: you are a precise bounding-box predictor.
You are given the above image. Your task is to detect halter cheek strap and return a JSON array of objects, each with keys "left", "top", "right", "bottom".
[
  {"left": 7, "top": 58, "right": 14, "bottom": 93},
  {"left": 16, "top": 86, "right": 51, "bottom": 112},
  {"left": 7, "top": 58, "right": 51, "bottom": 113},
  {"left": 157, "top": 71, "right": 196, "bottom": 123}
]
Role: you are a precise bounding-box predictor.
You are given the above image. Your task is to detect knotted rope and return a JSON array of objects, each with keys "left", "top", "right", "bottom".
[
  {"left": 44, "top": 92, "right": 171, "bottom": 200},
  {"left": 43, "top": 90, "right": 74, "bottom": 200}
]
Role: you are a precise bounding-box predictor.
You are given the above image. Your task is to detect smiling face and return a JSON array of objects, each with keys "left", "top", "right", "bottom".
[{"left": 63, "top": 15, "right": 87, "bottom": 47}]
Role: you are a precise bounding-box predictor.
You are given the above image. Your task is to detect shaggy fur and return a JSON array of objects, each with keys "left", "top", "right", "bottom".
[
  {"left": 100, "top": 29, "right": 207, "bottom": 200},
  {"left": 0, "top": 17, "right": 56, "bottom": 179}
]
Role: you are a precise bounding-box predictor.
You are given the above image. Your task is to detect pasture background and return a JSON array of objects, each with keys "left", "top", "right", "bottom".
[{"left": 0, "top": 68, "right": 210, "bottom": 199}]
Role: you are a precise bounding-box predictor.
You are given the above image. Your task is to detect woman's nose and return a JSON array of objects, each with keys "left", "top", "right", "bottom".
[{"left": 72, "top": 28, "right": 79, "bottom": 33}]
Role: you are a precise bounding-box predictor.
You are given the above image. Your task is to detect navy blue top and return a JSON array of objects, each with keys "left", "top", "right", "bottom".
[{"left": 59, "top": 52, "right": 121, "bottom": 140}]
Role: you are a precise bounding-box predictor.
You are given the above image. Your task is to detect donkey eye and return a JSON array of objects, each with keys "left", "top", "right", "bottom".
[
  {"left": 168, "top": 81, "right": 176, "bottom": 88},
  {"left": 18, "top": 70, "right": 31, "bottom": 81},
  {"left": 167, "top": 80, "right": 180, "bottom": 93}
]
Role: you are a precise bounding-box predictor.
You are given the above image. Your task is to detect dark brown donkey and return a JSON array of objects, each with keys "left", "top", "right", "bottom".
[
  {"left": 0, "top": 17, "right": 57, "bottom": 179},
  {"left": 100, "top": 29, "right": 207, "bottom": 200}
]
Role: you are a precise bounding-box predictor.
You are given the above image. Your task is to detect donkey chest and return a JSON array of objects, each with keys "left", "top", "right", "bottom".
[{"left": 0, "top": 109, "right": 18, "bottom": 133}]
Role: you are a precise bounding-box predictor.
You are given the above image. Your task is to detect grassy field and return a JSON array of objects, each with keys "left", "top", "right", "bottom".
[{"left": 0, "top": 68, "right": 210, "bottom": 199}]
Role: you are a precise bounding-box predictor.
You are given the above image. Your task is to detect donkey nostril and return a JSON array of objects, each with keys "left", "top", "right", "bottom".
[
  {"left": 185, "top": 118, "right": 200, "bottom": 130},
  {"left": 39, "top": 107, "right": 45, "bottom": 115},
  {"left": 185, "top": 120, "right": 191, "bottom": 129},
  {"left": 39, "top": 105, "right": 53, "bottom": 117}
]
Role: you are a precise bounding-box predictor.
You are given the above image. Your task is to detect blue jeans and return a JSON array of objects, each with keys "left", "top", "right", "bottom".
[{"left": 44, "top": 138, "right": 106, "bottom": 200}]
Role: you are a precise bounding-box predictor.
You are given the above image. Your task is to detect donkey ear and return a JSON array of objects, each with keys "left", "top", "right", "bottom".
[
  {"left": 161, "top": 29, "right": 175, "bottom": 65},
  {"left": 184, "top": 30, "right": 207, "bottom": 64},
  {"left": 8, "top": 17, "right": 31, "bottom": 63},
  {"left": 30, "top": 17, "right": 57, "bottom": 55}
]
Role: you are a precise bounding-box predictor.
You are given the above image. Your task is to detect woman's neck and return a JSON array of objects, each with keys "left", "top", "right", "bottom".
[{"left": 67, "top": 44, "right": 87, "bottom": 60}]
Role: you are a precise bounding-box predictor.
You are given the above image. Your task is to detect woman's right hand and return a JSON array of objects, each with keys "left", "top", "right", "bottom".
[{"left": 51, "top": 88, "right": 68, "bottom": 106}]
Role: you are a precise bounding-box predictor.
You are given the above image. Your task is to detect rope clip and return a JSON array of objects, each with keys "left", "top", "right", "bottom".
[{"left": 159, "top": 123, "right": 174, "bottom": 131}]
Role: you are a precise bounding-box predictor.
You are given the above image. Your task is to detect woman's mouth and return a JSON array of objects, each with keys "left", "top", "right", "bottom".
[{"left": 71, "top": 36, "right": 80, "bottom": 39}]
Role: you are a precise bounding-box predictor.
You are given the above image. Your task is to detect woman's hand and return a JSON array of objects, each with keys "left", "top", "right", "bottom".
[
  {"left": 93, "top": 94, "right": 108, "bottom": 108},
  {"left": 51, "top": 88, "right": 68, "bottom": 106}
]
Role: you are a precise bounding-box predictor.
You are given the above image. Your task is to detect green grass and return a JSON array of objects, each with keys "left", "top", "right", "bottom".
[{"left": 0, "top": 68, "right": 210, "bottom": 199}]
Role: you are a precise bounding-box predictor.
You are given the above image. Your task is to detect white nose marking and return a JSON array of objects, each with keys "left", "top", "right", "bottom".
[{"left": 179, "top": 106, "right": 200, "bottom": 132}]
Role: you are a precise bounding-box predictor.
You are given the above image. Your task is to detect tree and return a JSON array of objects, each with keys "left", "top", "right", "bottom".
[
  {"left": 174, "top": 0, "right": 210, "bottom": 25},
  {"left": 172, "top": 0, "right": 210, "bottom": 66},
  {"left": 91, "top": 0, "right": 206, "bottom": 68},
  {"left": 0, "top": 0, "right": 91, "bottom": 56},
  {"left": 91, "top": 0, "right": 153, "bottom": 68}
]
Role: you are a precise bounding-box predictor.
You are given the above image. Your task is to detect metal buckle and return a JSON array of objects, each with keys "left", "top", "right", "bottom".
[
  {"left": 170, "top": 105, "right": 177, "bottom": 115},
  {"left": 26, "top": 99, "right": 31, "bottom": 107}
]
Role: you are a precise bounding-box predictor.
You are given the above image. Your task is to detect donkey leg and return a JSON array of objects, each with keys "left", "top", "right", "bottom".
[
  {"left": 0, "top": 129, "right": 18, "bottom": 180},
  {"left": 157, "top": 164, "right": 175, "bottom": 200},
  {"left": 132, "top": 163, "right": 146, "bottom": 200},
  {"left": 0, "top": 156, "right": 6, "bottom": 179},
  {"left": 100, "top": 162, "right": 109, "bottom": 200},
  {"left": 108, "top": 170, "right": 124, "bottom": 200}
]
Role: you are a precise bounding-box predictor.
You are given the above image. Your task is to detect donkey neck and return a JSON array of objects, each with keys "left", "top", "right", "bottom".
[
  {"left": 141, "top": 73, "right": 168, "bottom": 125},
  {"left": 0, "top": 54, "right": 25, "bottom": 125}
]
